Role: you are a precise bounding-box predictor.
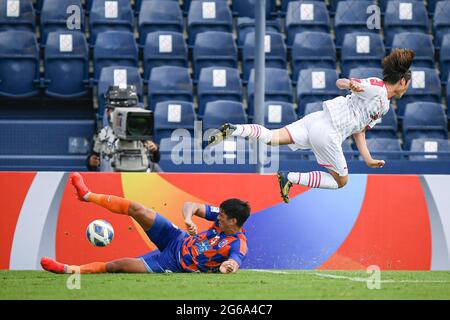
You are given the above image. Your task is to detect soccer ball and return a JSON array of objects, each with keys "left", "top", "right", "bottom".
[{"left": 86, "top": 219, "right": 114, "bottom": 247}]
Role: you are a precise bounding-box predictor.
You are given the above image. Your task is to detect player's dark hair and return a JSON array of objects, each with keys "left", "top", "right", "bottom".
[
  {"left": 382, "top": 49, "right": 415, "bottom": 84},
  {"left": 220, "top": 198, "right": 251, "bottom": 227}
]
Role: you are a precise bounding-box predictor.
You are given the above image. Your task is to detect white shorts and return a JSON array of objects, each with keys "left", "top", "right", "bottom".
[{"left": 285, "top": 110, "right": 349, "bottom": 177}]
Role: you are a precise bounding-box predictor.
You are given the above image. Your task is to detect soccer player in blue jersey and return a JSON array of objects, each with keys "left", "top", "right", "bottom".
[{"left": 41, "top": 173, "right": 250, "bottom": 274}]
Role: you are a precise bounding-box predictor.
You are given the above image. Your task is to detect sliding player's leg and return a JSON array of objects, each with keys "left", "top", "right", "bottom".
[
  {"left": 41, "top": 256, "right": 148, "bottom": 274},
  {"left": 70, "top": 172, "right": 156, "bottom": 231}
]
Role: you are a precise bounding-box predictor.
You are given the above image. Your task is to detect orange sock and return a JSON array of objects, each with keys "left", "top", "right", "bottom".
[
  {"left": 67, "top": 262, "right": 107, "bottom": 274},
  {"left": 87, "top": 193, "right": 131, "bottom": 215}
]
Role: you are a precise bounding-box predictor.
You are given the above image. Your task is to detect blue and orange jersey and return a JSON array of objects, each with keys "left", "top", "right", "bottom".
[{"left": 180, "top": 205, "right": 248, "bottom": 273}]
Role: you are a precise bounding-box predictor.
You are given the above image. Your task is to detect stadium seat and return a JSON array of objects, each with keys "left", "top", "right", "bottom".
[
  {"left": 202, "top": 101, "right": 248, "bottom": 132},
  {"left": 143, "top": 31, "right": 188, "bottom": 81},
  {"left": 428, "top": 0, "right": 440, "bottom": 15},
  {"left": 0, "top": 0, "right": 35, "bottom": 32},
  {"left": 247, "top": 68, "right": 293, "bottom": 118},
  {"left": 365, "top": 106, "right": 398, "bottom": 139},
  {"left": 242, "top": 31, "right": 287, "bottom": 82},
  {"left": 232, "top": 0, "right": 277, "bottom": 18},
  {"left": 197, "top": 67, "right": 243, "bottom": 116},
  {"left": 192, "top": 31, "right": 237, "bottom": 80},
  {"left": 44, "top": 31, "right": 89, "bottom": 98},
  {"left": 40, "top": 0, "right": 85, "bottom": 44},
  {"left": 301, "top": 101, "right": 323, "bottom": 117},
  {"left": 264, "top": 102, "right": 298, "bottom": 129},
  {"left": 89, "top": 0, "right": 134, "bottom": 45},
  {"left": 291, "top": 32, "right": 336, "bottom": 83},
  {"left": 403, "top": 102, "right": 448, "bottom": 149},
  {"left": 154, "top": 101, "right": 197, "bottom": 144},
  {"left": 440, "top": 34, "right": 450, "bottom": 85},
  {"left": 97, "top": 66, "right": 143, "bottom": 117},
  {"left": 396, "top": 67, "right": 441, "bottom": 118},
  {"left": 409, "top": 138, "right": 450, "bottom": 160},
  {"left": 138, "top": 0, "right": 183, "bottom": 46},
  {"left": 391, "top": 32, "right": 435, "bottom": 68},
  {"left": 348, "top": 67, "right": 383, "bottom": 80},
  {"left": 364, "top": 138, "right": 404, "bottom": 160},
  {"left": 148, "top": 66, "right": 193, "bottom": 111},
  {"left": 93, "top": 31, "right": 138, "bottom": 80},
  {"left": 188, "top": 0, "right": 233, "bottom": 46},
  {"left": 334, "top": 0, "right": 379, "bottom": 48},
  {"left": 433, "top": 0, "right": 450, "bottom": 48},
  {"left": 296, "top": 68, "right": 342, "bottom": 112},
  {"left": 447, "top": 73, "right": 450, "bottom": 119},
  {"left": 341, "top": 32, "right": 385, "bottom": 78},
  {"left": 285, "top": 1, "right": 330, "bottom": 47},
  {"left": 384, "top": 0, "right": 429, "bottom": 48},
  {"left": 135, "top": 0, "right": 181, "bottom": 13},
  {"left": 0, "top": 30, "right": 40, "bottom": 97},
  {"left": 236, "top": 17, "right": 282, "bottom": 49}
]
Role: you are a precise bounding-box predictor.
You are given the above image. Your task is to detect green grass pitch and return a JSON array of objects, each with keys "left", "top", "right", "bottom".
[{"left": 1, "top": 270, "right": 450, "bottom": 300}]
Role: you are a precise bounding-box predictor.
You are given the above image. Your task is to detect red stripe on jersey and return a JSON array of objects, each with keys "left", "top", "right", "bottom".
[
  {"left": 350, "top": 78, "right": 361, "bottom": 83},
  {"left": 320, "top": 163, "right": 333, "bottom": 168},
  {"left": 237, "top": 234, "right": 248, "bottom": 256}
]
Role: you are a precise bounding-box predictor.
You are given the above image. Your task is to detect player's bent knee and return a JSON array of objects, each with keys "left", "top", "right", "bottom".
[{"left": 337, "top": 176, "right": 349, "bottom": 188}]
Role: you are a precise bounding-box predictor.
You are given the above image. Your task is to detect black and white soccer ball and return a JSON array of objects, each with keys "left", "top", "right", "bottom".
[{"left": 86, "top": 219, "right": 114, "bottom": 247}]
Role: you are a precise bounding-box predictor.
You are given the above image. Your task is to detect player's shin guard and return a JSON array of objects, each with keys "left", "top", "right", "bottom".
[
  {"left": 287, "top": 171, "right": 339, "bottom": 189},
  {"left": 87, "top": 193, "right": 131, "bottom": 215},
  {"left": 231, "top": 124, "right": 273, "bottom": 144}
]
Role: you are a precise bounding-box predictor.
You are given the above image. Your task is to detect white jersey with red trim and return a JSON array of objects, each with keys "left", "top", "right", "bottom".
[{"left": 323, "top": 77, "right": 390, "bottom": 140}]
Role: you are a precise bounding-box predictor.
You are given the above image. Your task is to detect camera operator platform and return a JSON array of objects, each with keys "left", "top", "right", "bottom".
[{"left": 87, "top": 85, "right": 160, "bottom": 172}]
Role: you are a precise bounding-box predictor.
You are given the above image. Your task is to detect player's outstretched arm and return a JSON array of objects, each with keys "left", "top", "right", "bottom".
[
  {"left": 353, "top": 131, "right": 385, "bottom": 169},
  {"left": 219, "top": 259, "right": 240, "bottom": 274},
  {"left": 336, "top": 78, "right": 364, "bottom": 92},
  {"left": 182, "top": 202, "right": 207, "bottom": 235}
]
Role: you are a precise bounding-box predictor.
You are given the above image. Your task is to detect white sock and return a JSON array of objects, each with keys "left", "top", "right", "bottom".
[
  {"left": 287, "top": 171, "right": 339, "bottom": 189},
  {"left": 231, "top": 124, "right": 273, "bottom": 144}
]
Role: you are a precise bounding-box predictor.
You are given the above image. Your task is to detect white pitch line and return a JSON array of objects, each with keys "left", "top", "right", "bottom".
[
  {"left": 247, "top": 269, "right": 290, "bottom": 274},
  {"left": 312, "top": 272, "right": 450, "bottom": 284}
]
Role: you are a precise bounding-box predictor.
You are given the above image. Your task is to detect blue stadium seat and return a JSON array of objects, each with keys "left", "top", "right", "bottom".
[
  {"left": 138, "top": 0, "right": 183, "bottom": 46},
  {"left": 334, "top": 0, "right": 378, "bottom": 48},
  {"left": 341, "top": 32, "right": 385, "bottom": 78},
  {"left": 285, "top": 1, "right": 330, "bottom": 47},
  {"left": 433, "top": 1, "right": 450, "bottom": 48},
  {"left": 396, "top": 67, "right": 441, "bottom": 118},
  {"left": 291, "top": 32, "right": 336, "bottom": 83},
  {"left": 89, "top": 0, "right": 134, "bottom": 45},
  {"left": 365, "top": 106, "right": 398, "bottom": 139},
  {"left": 236, "top": 17, "right": 282, "bottom": 49},
  {"left": 232, "top": 0, "right": 277, "bottom": 18},
  {"left": 409, "top": 138, "right": 450, "bottom": 160},
  {"left": 135, "top": 0, "right": 180, "bottom": 13},
  {"left": 447, "top": 73, "right": 450, "bottom": 119},
  {"left": 143, "top": 31, "right": 188, "bottom": 81},
  {"left": 348, "top": 67, "right": 383, "bottom": 80},
  {"left": 93, "top": 31, "right": 138, "bottom": 80},
  {"left": 97, "top": 66, "right": 143, "bottom": 117},
  {"left": 391, "top": 32, "right": 435, "bottom": 68},
  {"left": 44, "top": 31, "right": 89, "bottom": 98},
  {"left": 427, "top": 0, "right": 440, "bottom": 15},
  {"left": 242, "top": 31, "right": 287, "bottom": 82},
  {"left": 247, "top": 68, "right": 293, "bottom": 118},
  {"left": 148, "top": 66, "right": 193, "bottom": 111},
  {"left": 296, "top": 68, "right": 342, "bottom": 112},
  {"left": 0, "top": 0, "right": 35, "bottom": 32},
  {"left": 384, "top": 0, "right": 429, "bottom": 48},
  {"left": 264, "top": 102, "right": 297, "bottom": 129},
  {"left": 0, "top": 30, "right": 39, "bottom": 97},
  {"left": 40, "top": 0, "right": 85, "bottom": 44},
  {"left": 197, "top": 67, "right": 243, "bottom": 116},
  {"left": 154, "top": 101, "right": 196, "bottom": 144},
  {"left": 440, "top": 34, "right": 450, "bottom": 85},
  {"left": 282, "top": 0, "right": 327, "bottom": 13},
  {"left": 365, "top": 138, "right": 403, "bottom": 160},
  {"left": 303, "top": 101, "right": 323, "bottom": 117},
  {"left": 403, "top": 102, "right": 448, "bottom": 149},
  {"left": 203, "top": 101, "right": 248, "bottom": 132},
  {"left": 192, "top": 31, "right": 237, "bottom": 80},
  {"left": 188, "top": 0, "right": 233, "bottom": 46}
]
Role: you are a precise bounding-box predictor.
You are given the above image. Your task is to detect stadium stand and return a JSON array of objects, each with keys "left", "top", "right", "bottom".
[
  {"left": 348, "top": 67, "right": 384, "bottom": 80},
  {"left": 197, "top": 66, "right": 243, "bottom": 116},
  {"left": 364, "top": 138, "right": 404, "bottom": 160},
  {"left": 0, "top": 0, "right": 35, "bottom": 32},
  {"left": 236, "top": 17, "right": 282, "bottom": 49},
  {"left": 433, "top": 0, "right": 450, "bottom": 48},
  {"left": 232, "top": 0, "right": 277, "bottom": 18},
  {"left": 440, "top": 33, "right": 450, "bottom": 85},
  {"left": 291, "top": 31, "right": 336, "bottom": 84},
  {"left": 264, "top": 101, "right": 298, "bottom": 129},
  {"left": 303, "top": 101, "right": 324, "bottom": 117},
  {"left": 410, "top": 138, "right": 450, "bottom": 160},
  {"left": 391, "top": 32, "right": 435, "bottom": 68},
  {"left": 44, "top": 31, "right": 89, "bottom": 98},
  {"left": 143, "top": 31, "right": 188, "bottom": 81},
  {"left": 202, "top": 100, "right": 248, "bottom": 132}
]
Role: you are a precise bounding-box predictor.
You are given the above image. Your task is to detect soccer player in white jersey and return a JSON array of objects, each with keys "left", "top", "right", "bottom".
[{"left": 208, "top": 49, "right": 415, "bottom": 203}]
